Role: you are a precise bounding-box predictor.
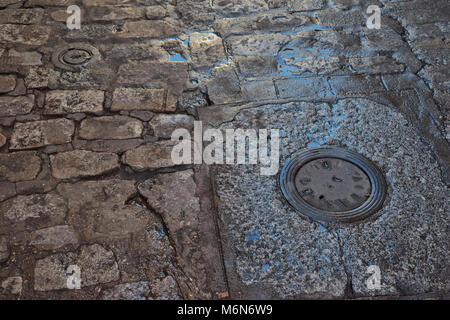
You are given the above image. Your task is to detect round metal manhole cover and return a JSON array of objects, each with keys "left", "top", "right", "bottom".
[
  {"left": 280, "top": 147, "right": 387, "bottom": 224},
  {"left": 52, "top": 43, "right": 100, "bottom": 72}
]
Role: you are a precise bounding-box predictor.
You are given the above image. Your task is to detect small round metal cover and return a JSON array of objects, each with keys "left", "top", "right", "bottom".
[
  {"left": 280, "top": 147, "right": 387, "bottom": 224},
  {"left": 52, "top": 43, "right": 100, "bottom": 72}
]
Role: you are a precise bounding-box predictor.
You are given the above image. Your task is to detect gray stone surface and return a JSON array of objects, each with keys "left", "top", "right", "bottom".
[
  {"left": 30, "top": 225, "right": 79, "bottom": 251},
  {"left": 208, "top": 98, "right": 448, "bottom": 298},
  {"left": 50, "top": 150, "right": 119, "bottom": 179},
  {"left": 79, "top": 116, "right": 143, "bottom": 140},
  {"left": 0, "top": 0, "right": 447, "bottom": 300},
  {"left": 10, "top": 119, "right": 75, "bottom": 150}
]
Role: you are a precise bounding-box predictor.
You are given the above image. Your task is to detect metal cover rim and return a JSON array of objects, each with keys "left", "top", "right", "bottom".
[
  {"left": 280, "top": 147, "right": 387, "bottom": 224},
  {"left": 51, "top": 43, "right": 101, "bottom": 72}
]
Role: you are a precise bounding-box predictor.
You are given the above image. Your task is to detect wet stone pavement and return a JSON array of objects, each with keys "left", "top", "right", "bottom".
[{"left": 0, "top": 0, "right": 448, "bottom": 300}]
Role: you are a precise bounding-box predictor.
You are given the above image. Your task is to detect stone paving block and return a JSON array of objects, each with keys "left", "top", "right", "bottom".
[
  {"left": 0, "top": 181, "right": 15, "bottom": 202},
  {"left": 34, "top": 244, "right": 119, "bottom": 291},
  {"left": 117, "top": 62, "right": 188, "bottom": 110},
  {"left": 276, "top": 77, "right": 331, "bottom": 99},
  {"left": 212, "top": 0, "right": 269, "bottom": 16},
  {"left": 290, "top": 0, "right": 325, "bottom": 11},
  {"left": 207, "top": 65, "right": 243, "bottom": 104},
  {"left": 149, "top": 114, "right": 195, "bottom": 138},
  {"left": 101, "top": 282, "right": 150, "bottom": 300},
  {"left": 226, "top": 33, "right": 291, "bottom": 56},
  {"left": 0, "top": 151, "right": 41, "bottom": 182},
  {"left": 313, "top": 8, "right": 365, "bottom": 28},
  {"left": 30, "top": 225, "right": 79, "bottom": 251},
  {"left": 44, "top": 90, "right": 104, "bottom": 115},
  {"left": 349, "top": 56, "right": 405, "bottom": 75},
  {"left": 216, "top": 11, "right": 310, "bottom": 37},
  {"left": 73, "top": 138, "right": 144, "bottom": 154},
  {"left": 0, "top": 236, "right": 9, "bottom": 262},
  {"left": 89, "top": 6, "right": 145, "bottom": 21},
  {"left": 57, "top": 179, "right": 151, "bottom": 241},
  {"left": 1, "top": 277, "right": 22, "bottom": 295},
  {"left": 122, "top": 141, "right": 176, "bottom": 171},
  {"left": 0, "top": 193, "right": 66, "bottom": 232},
  {"left": 189, "top": 32, "right": 226, "bottom": 69},
  {"left": 243, "top": 80, "right": 278, "bottom": 101},
  {"left": 138, "top": 170, "right": 204, "bottom": 294},
  {"left": 111, "top": 88, "right": 168, "bottom": 112},
  {"left": 0, "top": 8, "right": 44, "bottom": 24},
  {"left": 235, "top": 56, "right": 277, "bottom": 77},
  {"left": 10, "top": 119, "right": 75, "bottom": 150},
  {"left": 50, "top": 150, "right": 119, "bottom": 179},
  {"left": 79, "top": 116, "right": 143, "bottom": 140},
  {"left": 0, "top": 75, "right": 16, "bottom": 93},
  {"left": 0, "top": 95, "right": 34, "bottom": 117},
  {"left": 7, "top": 49, "right": 42, "bottom": 66},
  {"left": 117, "top": 20, "right": 180, "bottom": 39},
  {"left": 0, "top": 25, "right": 51, "bottom": 45}
]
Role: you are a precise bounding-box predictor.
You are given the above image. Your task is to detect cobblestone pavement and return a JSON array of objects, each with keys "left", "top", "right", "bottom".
[{"left": 0, "top": 0, "right": 448, "bottom": 300}]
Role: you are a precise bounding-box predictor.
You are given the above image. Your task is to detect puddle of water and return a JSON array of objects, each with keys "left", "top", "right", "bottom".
[{"left": 169, "top": 52, "right": 187, "bottom": 62}]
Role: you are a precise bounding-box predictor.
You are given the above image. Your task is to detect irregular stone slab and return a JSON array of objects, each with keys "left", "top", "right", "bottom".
[
  {"left": 0, "top": 132, "right": 5, "bottom": 147},
  {"left": 189, "top": 32, "right": 226, "bottom": 69},
  {"left": 10, "top": 119, "right": 75, "bottom": 150},
  {"left": 149, "top": 114, "right": 194, "bottom": 138},
  {"left": 0, "top": 95, "right": 34, "bottom": 117},
  {"left": 290, "top": 0, "right": 325, "bottom": 11},
  {"left": 0, "top": 8, "right": 44, "bottom": 24},
  {"left": 50, "top": 150, "right": 119, "bottom": 179},
  {"left": 0, "top": 151, "right": 41, "bottom": 182},
  {"left": 150, "top": 276, "right": 181, "bottom": 300},
  {"left": 34, "top": 244, "right": 119, "bottom": 291},
  {"left": 89, "top": 6, "right": 145, "bottom": 21},
  {"left": 0, "top": 75, "right": 16, "bottom": 93},
  {"left": 24, "top": 67, "right": 60, "bottom": 89},
  {"left": 235, "top": 56, "right": 277, "bottom": 77},
  {"left": 79, "top": 116, "right": 143, "bottom": 140},
  {"left": 226, "top": 34, "right": 291, "bottom": 56},
  {"left": 101, "top": 281, "right": 150, "bottom": 300},
  {"left": 111, "top": 88, "right": 167, "bottom": 112},
  {"left": 0, "top": 181, "right": 15, "bottom": 202},
  {"left": 44, "top": 90, "right": 104, "bottom": 115},
  {"left": 73, "top": 138, "right": 144, "bottom": 153},
  {"left": 117, "top": 20, "right": 179, "bottom": 38},
  {"left": 138, "top": 170, "right": 204, "bottom": 296},
  {"left": 349, "top": 56, "right": 405, "bottom": 75},
  {"left": 213, "top": 0, "right": 268, "bottom": 15},
  {"left": 57, "top": 179, "right": 154, "bottom": 241},
  {"left": 34, "top": 252, "right": 77, "bottom": 291},
  {"left": 207, "top": 65, "right": 243, "bottom": 104},
  {"left": 0, "top": 25, "right": 51, "bottom": 45},
  {"left": 122, "top": 141, "right": 176, "bottom": 171},
  {"left": 216, "top": 12, "right": 309, "bottom": 37},
  {"left": 0, "top": 193, "right": 66, "bottom": 233},
  {"left": 1, "top": 277, "right": 22, "bottom": 295},
  {"left": 30, "top": 225, "right": 79, "bottom": 250},
  {"left": 77, "top": 244, "right": 120, "bottom": 287},
  {"left": 117, "top": 61, "right": 188, "bottom": 110},
  {"left": 0, "top": 236, "right": 9, "bottom": 262},
  {"left": 7, "top": 49, "right": 42, "bottom": 66},
  {"left": 207, "top": 98, "right": 448, "bottom": 298}
]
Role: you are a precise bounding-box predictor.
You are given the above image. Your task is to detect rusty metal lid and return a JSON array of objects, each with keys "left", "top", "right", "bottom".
[
  {"left": 280, "top": 147, "right": 387, "bottom": 224},
  {"left": 52, "top": 43, "right": 100, "bottom": 72}
]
